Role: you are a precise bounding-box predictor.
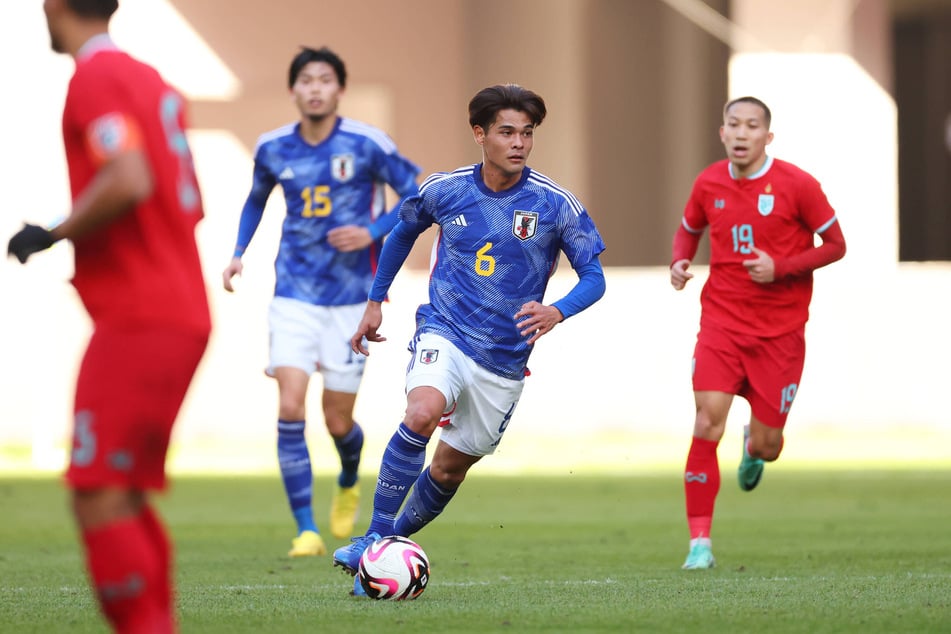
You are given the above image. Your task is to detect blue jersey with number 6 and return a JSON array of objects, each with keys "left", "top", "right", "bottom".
[{"left": 401, "top": 164, "right": 605, "bottom": 380}]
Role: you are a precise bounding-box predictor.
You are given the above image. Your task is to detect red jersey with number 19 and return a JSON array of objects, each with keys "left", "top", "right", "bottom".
[
  {"left": 680, "top": 157, "right": 837, "bottom": 337},
  {"left": 62, "top": 41, "right": 210, "bottom": 334}
]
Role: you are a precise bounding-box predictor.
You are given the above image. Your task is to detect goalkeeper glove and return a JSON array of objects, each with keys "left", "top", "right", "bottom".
[{"left": 7, "top": 224, "right": 56, "bottom": 264}]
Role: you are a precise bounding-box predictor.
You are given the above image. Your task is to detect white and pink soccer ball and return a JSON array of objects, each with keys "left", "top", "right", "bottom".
[{"left": 357, "top": 535, "right": 430, "bottom": 600}]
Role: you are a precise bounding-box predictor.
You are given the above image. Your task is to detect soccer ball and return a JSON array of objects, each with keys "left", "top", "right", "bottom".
[{"left": 358, "top": 535, "right": 430, "bottom": 600}]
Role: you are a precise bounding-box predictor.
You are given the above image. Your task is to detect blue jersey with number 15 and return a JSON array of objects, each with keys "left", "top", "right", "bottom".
[
  {"left": 403, "top": 164, "right": 605, "bottom": 380},
  {"left": 240, "top": 117, "right": 420, "bottom": 305}
]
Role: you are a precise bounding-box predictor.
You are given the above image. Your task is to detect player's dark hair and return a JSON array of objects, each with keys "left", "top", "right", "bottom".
[
  {"left": 66, "top": 0, "right": 118, "bottom": 18},
  {"left": 468, "top": 84, "right": 547, "bottom": 130},
  {"left": 288, "top": 46, "right": 347, "bottom": 89},
  {"left": 724, "top": 96, "right": 772, "bottom": 128}
]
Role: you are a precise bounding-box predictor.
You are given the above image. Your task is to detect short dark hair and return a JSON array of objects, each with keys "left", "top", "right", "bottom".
[
  {"left": 468, "top": 84, "right": 547, "bottom": 130},
  {"left": 288, "top": 46, "right": 347, "bottom": 89},
  {"left": 67, "top": 0, "right": 118, "bottom": 18},
  {"left": 724, "top": 96, "right": 772, "bottom": 128}
]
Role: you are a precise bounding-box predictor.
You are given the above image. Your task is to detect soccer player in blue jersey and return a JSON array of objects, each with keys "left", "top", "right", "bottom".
[
  {"left": 222, "top": 46, "right": 420, "bottom": 557},
  {"left": 332, "top": 84, "right": 606, "bottom": 595}
]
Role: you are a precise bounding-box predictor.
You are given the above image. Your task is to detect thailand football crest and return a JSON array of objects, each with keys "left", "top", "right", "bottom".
[
  {"left": 331, "top": 153, "right": 355, "bottom": 182},
  {"left": 513, "top": 210, "right": 539, "bottom": 240},
  {"left": 757, "top": 194, "right": 774, "bottom": 216},
  {"left": 420, "top": 349, "right": 438, "bottom": 364}
]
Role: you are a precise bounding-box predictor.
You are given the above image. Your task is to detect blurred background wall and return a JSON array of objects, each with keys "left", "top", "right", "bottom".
[
  {"left": 163, "top": 0, "right": 951, "bottom": 266},
  {"left": 1, "top": 0, "right": 948, "bottom": 475}
]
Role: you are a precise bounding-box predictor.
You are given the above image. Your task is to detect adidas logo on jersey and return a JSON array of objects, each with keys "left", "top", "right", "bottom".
[
  {"left": 278, "top": 167, "right": 295, "bottom": 180},
  {"left": 451, "top": 215, "right": 468, "bottom": 227}
]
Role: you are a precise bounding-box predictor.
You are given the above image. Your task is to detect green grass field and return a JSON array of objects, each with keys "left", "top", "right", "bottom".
[{"left": 1, "top": 471, "right": 949, "bottom": 633}]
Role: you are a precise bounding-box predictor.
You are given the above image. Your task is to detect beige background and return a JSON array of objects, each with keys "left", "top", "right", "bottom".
[{"left": 0, "top": 0, "right": 949, "bottom": 475}]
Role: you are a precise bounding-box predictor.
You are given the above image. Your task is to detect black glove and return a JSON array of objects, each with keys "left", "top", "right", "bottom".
[{"left": 7, "top": 224, "right": 56, "bottom": 264}]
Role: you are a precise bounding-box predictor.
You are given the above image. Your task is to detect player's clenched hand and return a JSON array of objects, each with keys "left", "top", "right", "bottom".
[
  {"left": 222, "top": 257, "right": 243, "bottom": 292},
  {"left": 327, "top": 225, "right": 372, "bottom": 252},
  {"left": 742, "top": 247, "right": 775, "bottom": 284},
  {"left": 7, "top": 223, "right": 56, "bottom": 264},
  {"left": 514, "top": 301, "right": 563, "bottom": 346},
  {"left": 350, "top": 300, "right": 386, "bottom": 356},
  {"left": 670, "top": 259, "right": 693, "bottom": 290}
]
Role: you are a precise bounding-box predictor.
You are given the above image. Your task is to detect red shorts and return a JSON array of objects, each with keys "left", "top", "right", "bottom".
[
  {"left": 692, "top": 322, "right": 805, "bottom": 428},
  {"left": 65, "top": 325, "right": 208, "bottom": 491}
]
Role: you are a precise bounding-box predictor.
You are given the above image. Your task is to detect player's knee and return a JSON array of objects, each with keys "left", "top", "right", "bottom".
[
  {"left": 750, "top": 438, "right": 784, "bottom": 462},
  {"left": 428, "top": 462, "right": 466, "bottom": 489},
  {"left": 71, "top": 488, "right": 143, "bottom": 529},
  {"left": 323, "top": 412, "right": 351, "bottom": 438},
  {"left": 277, "top": 396, "right": 305, "bottom": 420},
  {"left": 402, "top": 403, "right": 443, "bottom": 436},
  {"left": 692, "top": 414, "right": 726, "bottom": 441}
]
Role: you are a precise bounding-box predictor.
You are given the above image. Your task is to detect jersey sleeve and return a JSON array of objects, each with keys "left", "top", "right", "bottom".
[
  {"left": 233, "top": 143, "right": 276, "bottom": 256},
  {"left": 367, "top": 219, "right": 427, "bottom": 302},
  {"left": 67, "top": 69, "right": 146, "bottom": 166},
  {"left": 671, "top": 175, "right": 709, "bottom": 264},
  {"left": 772, "top": 172, "right": 846, "bottom": 279},
  {"left": 557, "top": 198, "right": 606, "bottom": 270},
  {"left": 773, "top": 218, "right": 846, "bottom": 279},
  {"left": 400, "top": 173, "right": 447, "bottom": 226},
  {"left": 551, "top": 258, "right": 606, "bottom": 319},
  {"left": 366, "top": 141, "right": 420, "bottom": 239},
  {"left": 796, "top": 170, "right": 837, "bottom": 231},
  {"left": 681, "top": 175, "right": 710, "bottom": 234}
]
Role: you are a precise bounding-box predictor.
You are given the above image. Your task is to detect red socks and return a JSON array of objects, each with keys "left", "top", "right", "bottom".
[
  {"left": 139, "top": 505, "right": 174, "bottom": 618},
  {"left": 684, "top": 436, "right": 720, "bottom": 540},
  {"left": 81, "top": 507, "right": 175, "bottom": 633}
]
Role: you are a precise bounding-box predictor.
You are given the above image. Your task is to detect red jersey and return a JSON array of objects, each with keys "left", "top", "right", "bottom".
[
  {"left": 678, "top": 157, "right": 838, "bottom": 337},
  {"left": 62, "top": 38, "right": 210, "bottom": 334}
]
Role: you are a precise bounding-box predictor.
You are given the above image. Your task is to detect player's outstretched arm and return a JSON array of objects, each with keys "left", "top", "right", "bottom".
[
  {"left": 350, "top": 300, "right": 386, "bottom": 356},
  {"left": 8, "top": 150, "right": 152, "bottom": 264}
]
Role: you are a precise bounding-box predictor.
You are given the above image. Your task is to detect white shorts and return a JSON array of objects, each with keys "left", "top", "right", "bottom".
[
  {"left": 406, "top": 333, "right": 524, "bottom": 457},
  {"left": 267, "top": 296, "right": 366, "bottom": 393}
]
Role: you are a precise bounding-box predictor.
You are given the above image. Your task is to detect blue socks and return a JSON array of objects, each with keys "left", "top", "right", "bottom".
[
  {"left": 334, "top": 422, "right": 364, "bottom": 488},
  {"left": 277, "top": 419, "right": 317, "bottom": 534},
  {"left": 367, "top": 423, "right": 429, "bottom": 536},
  {"left": 394, "top": 466, "right": 457, "bottom": 537}
]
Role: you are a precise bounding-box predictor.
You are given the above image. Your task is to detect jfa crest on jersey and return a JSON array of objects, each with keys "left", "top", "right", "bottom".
[
  {"left": 331, "top": 153, "right": 355, "bottom": 182},
  {"left": 513, "top": 210, "right": 538, "bottom": 240}
]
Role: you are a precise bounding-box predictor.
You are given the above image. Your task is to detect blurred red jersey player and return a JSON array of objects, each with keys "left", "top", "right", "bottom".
[
  {"left": 7, "top": 1, "right": 210, "bottom": 631},
  {"left": 670, "top": 96, "right": 846, "bottom": 571}
]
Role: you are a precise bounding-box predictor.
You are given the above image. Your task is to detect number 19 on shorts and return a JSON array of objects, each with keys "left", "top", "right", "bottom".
[{"left": 779, "top": 383, "right": 798, "bottom": 414}]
